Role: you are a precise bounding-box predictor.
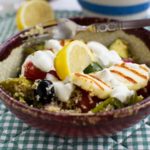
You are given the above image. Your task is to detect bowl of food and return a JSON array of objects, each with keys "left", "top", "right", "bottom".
[{"left": 0, "top": 17, "right": 150, "bottom": 137}]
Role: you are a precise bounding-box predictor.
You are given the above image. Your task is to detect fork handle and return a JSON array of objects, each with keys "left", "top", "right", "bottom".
[{"left": 90, "top": 19, "right": 150, "bottom": 32}]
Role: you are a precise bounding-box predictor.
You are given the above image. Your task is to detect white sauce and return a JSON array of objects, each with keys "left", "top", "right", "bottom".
[
  {"left": 22, "top": 50, "right": 55, "bottom": 73},
  {"left": 94, "top": 67, "right": 135, "bottom": 103},
  {"left": 46, "top": 73, "right": 74, "bottom": 102},
  {"left": 53, "top": 81, "right": 74, "bottom": 102},
  {"left": 87, "top": 41, "right": 122, "bottom": 67},
  {"left": 95, "top": 69, "right": 121, "bottom": 88},
  {"left": 46, "top": 73, "right": 58, "bottom": 82},
  {"left": 108, "top": 51, "right": 123, "bottom": 66},
  {"left": 88, "top": 42, "right": 150, "bottom": 103},
  {"left": 111, "top": 85, "right": 134, "bottom": 103},
  {"left": 45, "top": 39, "right": 62, "bottom": 54}
]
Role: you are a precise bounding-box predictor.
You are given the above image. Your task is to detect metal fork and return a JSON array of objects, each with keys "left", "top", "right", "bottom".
[{"left": 22, "top": 18, "right": 150, "bottom": 47}]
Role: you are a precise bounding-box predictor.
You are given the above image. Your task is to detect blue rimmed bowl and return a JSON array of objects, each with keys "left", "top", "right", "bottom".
[{"left": 78, "top": 0, "right": 150, "bottom": 20}]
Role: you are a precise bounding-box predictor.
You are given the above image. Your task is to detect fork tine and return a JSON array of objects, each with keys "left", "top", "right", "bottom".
[
  {"left": 21, "top": 19, "right": 70, "bottom": 48},
  {"left": 20, "top": 19, "right": 68, "bottom": 38}
]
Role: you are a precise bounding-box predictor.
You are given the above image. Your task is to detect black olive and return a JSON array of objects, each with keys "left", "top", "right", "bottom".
[{"left": 35, "top": 80, "right": 55, "bottom": 104}]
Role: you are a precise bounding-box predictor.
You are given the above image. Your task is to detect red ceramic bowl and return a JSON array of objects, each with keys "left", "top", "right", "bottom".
[{"left": 0, "top": 17, "right": 150, "bottom": 137}]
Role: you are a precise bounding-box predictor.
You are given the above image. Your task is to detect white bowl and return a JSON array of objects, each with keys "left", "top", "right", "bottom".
[{"left": 78, "top": 0, "right": 150, "bottom": 20}]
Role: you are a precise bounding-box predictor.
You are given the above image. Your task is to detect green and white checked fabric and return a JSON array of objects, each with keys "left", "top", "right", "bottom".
[
  {"left": 0, "top": 102, "right": 150, "bottom": 150},
  {"left": 0, "top": 11, "right": 150, "bottom": 150}
]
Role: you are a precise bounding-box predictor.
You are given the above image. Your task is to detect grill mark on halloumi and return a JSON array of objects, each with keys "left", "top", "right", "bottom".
[
  {"left": 116, "top": 63, "right": 148, "bottom": 80},
  {"left": 89, "top": 74, "right": 111, "bottom": 88},
  {"left": 110, "top": 69, "right": 137, "bottom": 84},
  {"left": 140, "top": 65, "right": 149, "bottom": 72},
  {"left": 75, "top": 73, "right": 105, "bottom": 91}
]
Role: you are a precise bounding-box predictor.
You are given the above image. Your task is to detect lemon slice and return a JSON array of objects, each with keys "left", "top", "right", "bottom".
[
  {"left": 16, "top": 0, "right": 54, "bottom": 30},
  {"left": 54, "top": 40, "right": 93, "bottom": 80}
]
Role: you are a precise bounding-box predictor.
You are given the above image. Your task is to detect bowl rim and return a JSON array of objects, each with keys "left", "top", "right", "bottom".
[{"left": 0, "top": 17, "right": 150, "bottom": 119}]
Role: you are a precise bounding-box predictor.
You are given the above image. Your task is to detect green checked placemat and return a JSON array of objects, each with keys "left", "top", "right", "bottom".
[{"left": 0, "top": 11, "right": 150, "bottom": 150}]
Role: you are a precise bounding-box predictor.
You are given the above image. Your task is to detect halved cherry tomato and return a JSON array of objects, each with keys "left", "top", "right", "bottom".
[{"left": 24, "top": 62, "right": 47, "bottom": 80}]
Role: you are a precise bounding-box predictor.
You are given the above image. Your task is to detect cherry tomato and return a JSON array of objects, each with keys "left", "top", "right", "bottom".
[{"left": 24, "top": 62, "right": 47, "bottom": 80}]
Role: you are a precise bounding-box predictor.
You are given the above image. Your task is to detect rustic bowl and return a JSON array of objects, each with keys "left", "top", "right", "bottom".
[{"left": 0, "top": 17, "right": 150, "bottom": 137}]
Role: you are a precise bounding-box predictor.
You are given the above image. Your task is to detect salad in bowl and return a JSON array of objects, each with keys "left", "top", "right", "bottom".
[
  {"left": 0, "top": 36, "right": 150, "bottom": 114},
  {"left": 0, "top": 18, "right": 150, "bottom": 137}
]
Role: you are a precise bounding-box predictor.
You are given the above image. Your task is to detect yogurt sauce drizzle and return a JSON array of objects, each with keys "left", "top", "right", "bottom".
[
  {"left": 87, "top": 41, "right": 122, "bottom": 67},
  {"left": 22, "top": 50, "right": 55, "bottom": 73},
  {"left": 94, "top": 69, "right": 135, "bottom": 103},
  {"left": 46, "top": 73, "right": 74, "bottom": 102},
  {"left": 45, "top": 39, "right": 62, "bottom": 54}
]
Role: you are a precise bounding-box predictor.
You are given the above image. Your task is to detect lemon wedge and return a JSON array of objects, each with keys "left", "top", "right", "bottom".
[
  {"left": 54, "top": 40, "right": 93, "bottom": 80},
  {"left": 16, "top": 0, "right": 54, "bottom": 30}
]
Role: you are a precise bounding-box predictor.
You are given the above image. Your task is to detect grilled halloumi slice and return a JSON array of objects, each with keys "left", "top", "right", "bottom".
[
  {"left": 72, "top": 73, "right": 112, "bottom": 99},
  {"left": 71, "top": 62, "right": 150, "bottom": 100},
  {"left": 109, "top": 62, "right": 150, "bottom": 90}
]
